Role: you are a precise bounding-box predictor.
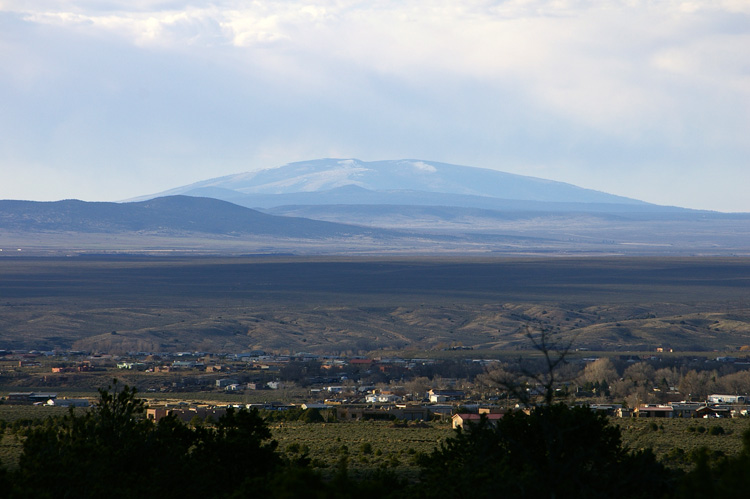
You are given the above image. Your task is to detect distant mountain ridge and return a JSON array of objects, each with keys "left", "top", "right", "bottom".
[
  {"left": 0, "top": 196, "right": 382, "bottom": 238},
  {"left": 3, "top": 158, "right": 749, "bottom": 256},
  {"left": 130, "top": 158, "right": 650, "bottom": 208}
]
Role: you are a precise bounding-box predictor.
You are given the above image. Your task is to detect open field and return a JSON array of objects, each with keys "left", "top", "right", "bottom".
[
  {"left": 1, "top": 256, "right": 750, "bottom": 354},
  {"left": 2, "top": 402, "right": 749, "bottom": 476}
]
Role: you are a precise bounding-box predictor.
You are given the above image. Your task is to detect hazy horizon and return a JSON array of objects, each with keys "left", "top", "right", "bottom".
[{"left": 1, "top": 1, "right": 748, "bottom": 212}]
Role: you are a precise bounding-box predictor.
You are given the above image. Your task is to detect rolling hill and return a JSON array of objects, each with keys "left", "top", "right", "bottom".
[{"left": 0, "top": 196, "right": 384, "bottom": 238}]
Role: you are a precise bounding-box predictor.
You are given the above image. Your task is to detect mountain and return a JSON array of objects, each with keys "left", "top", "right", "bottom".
[
  {"left": 3, "top": 159, "right": 749, "bottom": 256},
  {"left": 0, "top": 196, "right": 384, "bottom": 238},
  {"left": 130, "top": 158, "right": 650, "bottom": 208}
]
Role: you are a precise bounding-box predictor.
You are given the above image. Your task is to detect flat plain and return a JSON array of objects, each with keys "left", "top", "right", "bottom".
[{"left": 1, "top": 256, "right": 750, "bottom": 354}]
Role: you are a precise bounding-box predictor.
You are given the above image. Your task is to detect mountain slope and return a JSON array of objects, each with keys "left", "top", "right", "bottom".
[
  {"left": 131, "top": 158, "right": 649, "bottom": 206},
  {"left": 174, "top": 184, "right": 686, "bottom": 212},
  {"left": 0, "top": 196, "right": 383, "bottom": 238}
]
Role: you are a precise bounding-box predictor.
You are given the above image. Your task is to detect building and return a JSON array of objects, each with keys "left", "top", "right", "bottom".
[
  {"left": 147, "top": 406, "right": 228, "bottom": 424},
  {"left": 707, "top": 394, "right": 746, "bottom": 404},
  {"left": 428, "top": 389, "right": 465, "bottom": 403},
  {"left": 7, "top": 392, "right": 57, "bottom": 404},
  {"left": 633, "top": 405, "right": 674, "bottom": 418},
  {"left": 216, "top": 378, "right": 239, "bottom": 388},
  {"left": 452, "top": 412, "right": 505, "bottom": 429},
  {"left": 365, "top": 393, "right": 402, "bottom": 403},
  {"left": 49, "top": 398, "right": 90, "bottom": 408}
]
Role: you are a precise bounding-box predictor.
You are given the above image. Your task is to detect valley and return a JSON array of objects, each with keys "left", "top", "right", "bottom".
[{"left": 1, "top": 256, "right": 749, "bottom": 355}]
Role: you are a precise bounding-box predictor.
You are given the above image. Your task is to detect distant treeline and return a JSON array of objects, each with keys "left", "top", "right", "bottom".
[{"left": 2, "top": 380, "right": 750, "bottom": 498}]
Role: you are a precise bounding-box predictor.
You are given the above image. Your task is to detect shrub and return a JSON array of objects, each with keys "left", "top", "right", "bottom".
[{"left": 287, "top": 442, "right": 301, "bottom": 454}]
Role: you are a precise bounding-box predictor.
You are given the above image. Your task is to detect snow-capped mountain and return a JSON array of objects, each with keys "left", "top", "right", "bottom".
[{"left": 130, "top": 158, "right": 647, "bottom": 206}]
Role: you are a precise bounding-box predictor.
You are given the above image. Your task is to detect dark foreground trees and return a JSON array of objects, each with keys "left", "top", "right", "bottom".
[
  {"left": 418, "top": 404, "right": 672, "bottom": 499},
  {"left": 6, "top": 378, "right": 749, "bottom": 498},
  {"left": 678, "top": 427, "right": 750, "bottom": 497},
  {"left": 9, "top": 380, "right": 282, "bottom": 498}
]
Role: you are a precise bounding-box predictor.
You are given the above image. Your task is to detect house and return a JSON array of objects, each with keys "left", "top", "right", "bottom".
[
  {"left": 392, "top": 404, "right": 432, "bottom": 421},
  {"left": 707, "top": 394, "right": 746, "bottom": 404},
  {"left": 428, "top": 389, "right": 465, "bottom": 403},
  {"left": 365, "top": 393, "right": 402, "bottom": 403},
  {"left": 48, "top": 398, "right": 89, "bottom": 408},
  {"left": 671, "top": 402, "right": 703, "bottom": 418},
  {"left": 452, "top": 413, "right": 504, "bottom": 429},
  {"left": 349, "top": 358, "right": 375, "bottom": 368},
  {"left": 147, "top": 406, "right": 228, "bottom": 424},
  {"left": 588, "top": 404, "right": 623, "bottom": 416},
  {"left": 695, "top": 405, "right": 732, "bottom": 418},
  {"left": 147, "top": 408, "right": 171, "bottom": 422},
  {"left": 216, "top": 378, "right": 239, "bottom": 388},
  {"left": 478, "top": 407, "right": 507, "bottom": 415},
  {"left": 616, "top": 407, "right": 632, "bottom": 418},
  {"left": 428, "top": 404, "right": 455, "bottom": 419},
  {"left": 301, "top": 403, "right": 333, "bottom": 410},
  {"left": 7, "top": 392, "right": 57, "bottom": 405},
  {"left": 633, "top": 405, "right": 674, "bottom": 418},
  {"left": 117, "top": 362, "right": 146, "bottom": 370}
]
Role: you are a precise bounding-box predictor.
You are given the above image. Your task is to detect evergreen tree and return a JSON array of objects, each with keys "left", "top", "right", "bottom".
[{"left": 418, "top": 404, "right": 671, "bottom": 498}]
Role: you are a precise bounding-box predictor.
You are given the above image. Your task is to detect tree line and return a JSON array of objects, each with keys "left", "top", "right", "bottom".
[{"left": 2, "top": 379, "right": 750, "bottom": 498}]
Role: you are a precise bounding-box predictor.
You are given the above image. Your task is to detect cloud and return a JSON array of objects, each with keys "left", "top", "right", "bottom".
[{"left": 0, "top": 1, "right": 749, "bottom": 210}]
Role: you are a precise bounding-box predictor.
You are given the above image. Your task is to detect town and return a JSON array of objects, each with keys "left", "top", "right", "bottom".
[{"left": 4, "top": 346, "right": 750, "bottom": 426}]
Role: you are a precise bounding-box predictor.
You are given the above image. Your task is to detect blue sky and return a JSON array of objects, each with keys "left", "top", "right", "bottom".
[{"left": 1, "top": 1, "right": 749, "bottom": 211}]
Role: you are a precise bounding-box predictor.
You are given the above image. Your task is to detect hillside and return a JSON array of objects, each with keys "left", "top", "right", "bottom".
[{"left": 0, "top": 196, "right": 384, "bottom": 238}]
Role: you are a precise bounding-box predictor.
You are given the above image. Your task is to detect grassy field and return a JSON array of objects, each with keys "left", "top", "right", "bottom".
[
  {"left": 619, "top": 417, "right": 750, "bottom": 469},
  {"left": 2, "top": 400, "right": 749, "bottom": 477},
  {"left": 272, "top": 417, "right": 750, "bottom": 477},
  {"left": 272, "top": 420, "right": 450, "bottom": 479}
]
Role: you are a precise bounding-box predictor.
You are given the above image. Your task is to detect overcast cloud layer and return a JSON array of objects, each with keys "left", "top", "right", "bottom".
[{"left": 1, "top": 1, "right": 748, "bottom": 211}]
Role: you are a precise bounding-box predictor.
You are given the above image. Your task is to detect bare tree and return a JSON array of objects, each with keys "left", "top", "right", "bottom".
[
  {"left": 580, "top": 357, "right": 618, "bottom": 385},
  {"left": 483, "top": 324, "right": 575, "bottom": 407}
]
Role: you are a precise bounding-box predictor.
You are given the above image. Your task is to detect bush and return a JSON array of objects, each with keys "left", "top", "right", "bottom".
[
  {"left": 287, "top": 442, "right": 301, "bottom": 454},
  {"left": 709, "top": 425, "right": 725, "bottom": 436}
]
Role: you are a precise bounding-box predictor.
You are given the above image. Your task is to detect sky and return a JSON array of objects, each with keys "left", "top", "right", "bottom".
[{"left": 1, "top": 1, "right": 749, "bottom": 212}]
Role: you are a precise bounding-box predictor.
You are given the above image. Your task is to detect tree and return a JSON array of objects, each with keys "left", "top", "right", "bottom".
[
  {"left": 580, "top": 357, "right": 618, "bottom": 386},
  {"left": 11, "top": 380, "right": 282, "bottom": 498},
  {"left": 14, "top": 379, "right": 163, "bottom": 498},
  {"left": 482, "top": 325, "right": 574, "bottom": 407},
  {"left": 189, "top": 406, "right": 282, "bottom": 496},
  {"left": 418, "top": 404, "right": 671, "bottom": 499},
  {"left": 678, "top": 428, "right": 750, "bottom": 497},
  {"left": 419, "top": 326, "right": 672, "bottom": 498},
  {"left": 679, "top": 369, "right": 714, "bottom": 401}
]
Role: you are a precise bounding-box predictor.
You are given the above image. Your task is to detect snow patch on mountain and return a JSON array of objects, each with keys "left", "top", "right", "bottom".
[
  {"left": 127, "top": 158, "right": 648, "bottom": 206},
  {"left": 407, "top": 160, "right": 437, "bottom": 173}
]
